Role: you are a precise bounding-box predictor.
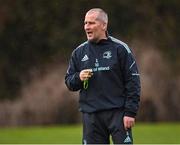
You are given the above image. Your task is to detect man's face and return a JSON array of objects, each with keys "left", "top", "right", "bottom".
[{"left": 84, "top": 12, "right": 106, "bottom": 42}]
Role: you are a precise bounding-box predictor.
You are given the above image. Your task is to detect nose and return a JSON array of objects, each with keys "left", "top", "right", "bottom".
[
  {"left": 84, "top": 22, "right": 90, "bottom": 31},
  {"left": 84, "top": 24, "right": 89, "bottom": 31}
]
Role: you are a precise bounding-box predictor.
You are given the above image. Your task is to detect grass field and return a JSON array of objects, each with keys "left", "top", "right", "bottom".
[{"left": 0, "top": 123, "right": 179, "bottom": 144}]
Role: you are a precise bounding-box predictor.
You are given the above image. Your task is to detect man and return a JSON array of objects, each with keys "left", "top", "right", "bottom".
[{"left": 65, "top": 8, "right": 140, "bottom": 144}]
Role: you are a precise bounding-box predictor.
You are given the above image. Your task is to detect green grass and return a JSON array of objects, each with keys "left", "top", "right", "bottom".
[
  {"left": 0, "top": 123, "right": 179, "bottom": 144},
  {"left": 134, "top": 123, "right": 180, "bottom": 144}
]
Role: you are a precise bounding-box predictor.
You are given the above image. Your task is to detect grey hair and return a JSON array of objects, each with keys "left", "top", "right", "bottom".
[{"left": 86, "top": 8, "right": 108, "bottom": 24}]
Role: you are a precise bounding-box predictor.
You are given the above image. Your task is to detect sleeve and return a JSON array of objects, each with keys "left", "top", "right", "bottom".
[
  {"left": 65, "top": 50, "right": 83, "bottom": 91},
  {"left": 119, "top": 46, "right": 141, "bottom": 117}
]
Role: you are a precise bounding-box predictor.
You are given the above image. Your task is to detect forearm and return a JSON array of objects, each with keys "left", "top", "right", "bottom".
[
  {"left": 124, "top": 75, "right": 141, "bottom": 117},
  {"left": 65, "top": 72, "right": 82, "bottom": 91}
]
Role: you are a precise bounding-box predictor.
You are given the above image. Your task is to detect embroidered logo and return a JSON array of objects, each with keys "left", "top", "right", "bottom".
[
  {"left": 103, "top": 51, "right": 112, "bottom": 59},
  {"left": 124, "top": 136, "right": 132, "bottom": 143},
  {"left": 95, "top": 59, "right": 99, "bottom": 67},
  {"left": 83, "top": 139, "right": 87, "bottom": 145},
  {"left": 81, "top": 54, "right": 89, "bottom": 62},
  {"left": 124, "top": 131, "right": 132, "bottom": 143}
]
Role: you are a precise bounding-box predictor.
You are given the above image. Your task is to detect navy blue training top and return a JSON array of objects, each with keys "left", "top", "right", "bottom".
[{"left": 65, "top": 36, "right": 141, "bottom": 117}]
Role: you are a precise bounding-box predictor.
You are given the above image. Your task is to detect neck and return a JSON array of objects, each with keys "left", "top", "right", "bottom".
[{"left": 95, "top": 33, "right": 108, "bottom": 43}]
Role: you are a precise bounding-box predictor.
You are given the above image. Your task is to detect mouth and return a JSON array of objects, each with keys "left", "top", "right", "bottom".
[{"left": 86, "top": 31, "right": 93, "bottom": 37}]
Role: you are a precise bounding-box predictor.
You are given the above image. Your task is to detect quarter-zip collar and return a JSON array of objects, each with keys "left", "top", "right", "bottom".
[{"left": 88, "top": 36, "right": 112, "bottom": 46}]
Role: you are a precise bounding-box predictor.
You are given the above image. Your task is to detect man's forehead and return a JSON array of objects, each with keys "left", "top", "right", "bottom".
[{"left": 85, "top": 12, "right": 98, "bottom": 20}]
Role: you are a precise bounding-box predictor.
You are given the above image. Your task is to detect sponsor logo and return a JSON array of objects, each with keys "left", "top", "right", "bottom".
[
  {"left": 92, "top": 66, "right": 110, "bottom": 72},
  {"left": 83, "top": 139, "right": 87, "bottom": 145},
  {"left": 124, "top": 136, "right": 132, "bottom": 143},
  {"left": 124, "top": 131, "right": 132, "bottom": 143},
  {"left": 81, "top": 54, "right": 89, "bottom": 62}
]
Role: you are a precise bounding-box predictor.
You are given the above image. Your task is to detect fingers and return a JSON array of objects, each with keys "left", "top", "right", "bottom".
[
  {"left": 123, "top": 116, "right": 135, "bottom": 130},
  {"left": 80, "top": 69, "right": 93, "bottom": 81}
]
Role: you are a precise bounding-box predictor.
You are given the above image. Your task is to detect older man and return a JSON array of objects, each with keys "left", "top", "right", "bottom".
[{"left": 65, "top": 8, "right": 141, "bottom": 144}]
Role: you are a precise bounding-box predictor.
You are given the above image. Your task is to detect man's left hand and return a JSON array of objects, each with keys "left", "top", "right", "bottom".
[{"left": 123, "top": 116, "right": 135, "bottom": 130}]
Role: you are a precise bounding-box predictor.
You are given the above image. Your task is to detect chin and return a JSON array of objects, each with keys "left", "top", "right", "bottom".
[
  {"left": 88, "top": 38, "right": 98, "bottom": 43},
  {"left": 88, "top": 38, "right": 93, "bottom": 41}
]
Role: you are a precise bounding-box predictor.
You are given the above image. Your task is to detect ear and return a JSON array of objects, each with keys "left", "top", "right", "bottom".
[{"left": 102, "top": 23, "right": 107, "bottom": 31}]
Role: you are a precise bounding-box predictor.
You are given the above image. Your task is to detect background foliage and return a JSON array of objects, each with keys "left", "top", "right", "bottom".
[{"left": 0, "top": 0, "right": 179, "bottom": 126}]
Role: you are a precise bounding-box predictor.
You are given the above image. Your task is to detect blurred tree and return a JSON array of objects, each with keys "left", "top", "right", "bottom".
[{"left": 0, "top": 0, "right": 179, "bottom": 103}]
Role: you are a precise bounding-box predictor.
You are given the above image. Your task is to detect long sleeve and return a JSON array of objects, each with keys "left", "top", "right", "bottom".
[
  {"left": 119, "top": 46, "right": 141, "bottom": 117},
  {"left": 65, "top": 50, "right": 83, "bottom": 91}
]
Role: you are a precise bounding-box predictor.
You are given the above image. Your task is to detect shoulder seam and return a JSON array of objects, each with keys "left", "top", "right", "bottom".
[
  {"left": 72, "top": 41, "right": 88, "bottom": 56},
  {"left": 76, "top": 41, "right": 88, "bottom": 49},
  {"left": 109, "top": 36, "right": 131, "bottom": 53}
]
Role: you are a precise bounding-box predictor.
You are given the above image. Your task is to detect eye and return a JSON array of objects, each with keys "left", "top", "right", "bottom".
[
  {"left": 89, "top": 22, "right": 95, "bottom": 24},
  {"left": 84, "top": 21, "right": 96, "bottom": 25}
]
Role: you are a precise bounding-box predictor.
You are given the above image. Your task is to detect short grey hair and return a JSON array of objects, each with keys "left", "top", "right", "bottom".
[{"left": 86, "top": 8, "right": 108, "bottom": 24}]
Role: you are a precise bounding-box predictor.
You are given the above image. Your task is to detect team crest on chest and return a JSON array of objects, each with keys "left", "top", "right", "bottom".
[{"left": 103, "top": 51, "right": 112, "bottom": 59}]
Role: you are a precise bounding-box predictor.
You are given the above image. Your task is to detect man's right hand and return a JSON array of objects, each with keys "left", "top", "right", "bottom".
[{"left": 79, "top": 69, "right": 93, "bottom": 81}]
